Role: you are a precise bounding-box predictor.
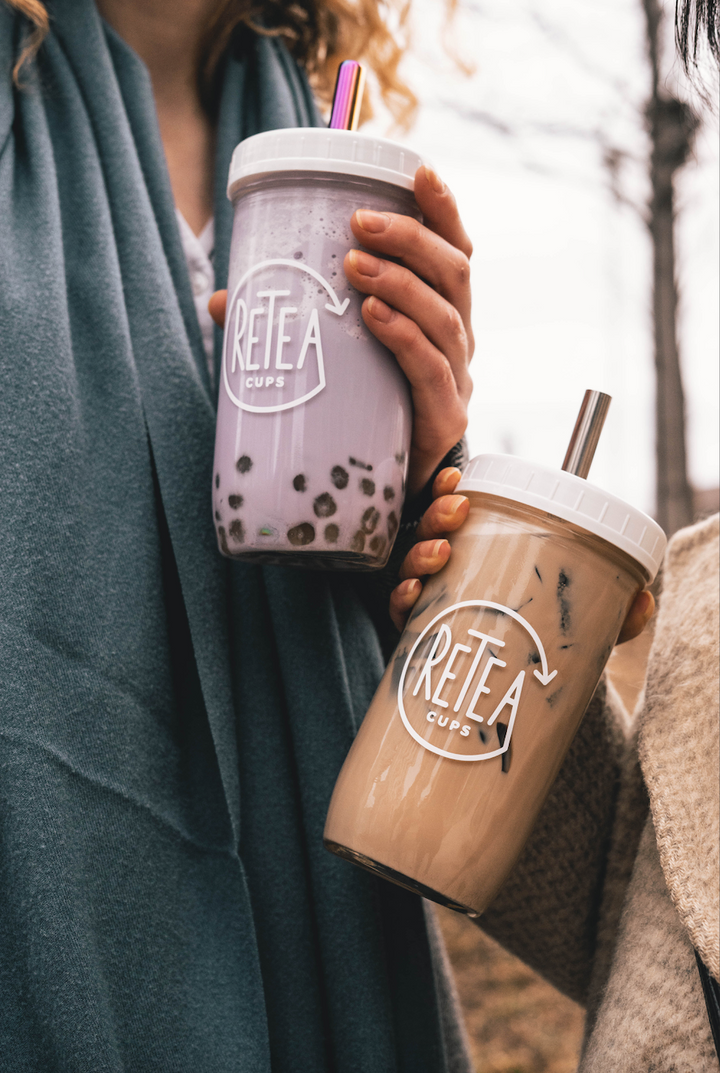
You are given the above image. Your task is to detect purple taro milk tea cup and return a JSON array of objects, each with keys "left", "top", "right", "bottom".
[{"left": 212, "top": 126, "right": 426, "bottom": 569}]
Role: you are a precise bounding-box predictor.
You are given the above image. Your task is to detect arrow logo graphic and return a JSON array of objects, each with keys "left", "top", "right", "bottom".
[
  {"left": 409, "top": 600, "right": 558, "bottom": 687},
  {"left": 469, "top": 600, "right": 558, "bottom": 685},
  {"left": 222, "top": 258, "right": 351, "bottom": 414},
  {"left": 232, "top": 259, "right": 350, "bottom": 316},
  {"left": 396, "top": 598, "right": 559, "bottom": 764}
]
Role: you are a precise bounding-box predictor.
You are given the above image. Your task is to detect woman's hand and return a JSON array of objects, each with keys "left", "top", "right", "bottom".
[
  {"left": 616, "top": 589, "right": 655, "bottom": 645},
  {"left": 390, "top": 468, "right": 656, "bottom": 642},
  {"left": 344, "top": 167, "right": 474, "bottom": 498},
  {"left": 209, "top": 166, "right": 473, "bottom": 500},
  {"left": 389, "top": 468, "right": 469, "bottom": 631}
]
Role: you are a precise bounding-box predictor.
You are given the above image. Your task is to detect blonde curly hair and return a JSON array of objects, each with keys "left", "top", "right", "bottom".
[{"left": 6, "top": 0, "right": 434, "bottom": 128}]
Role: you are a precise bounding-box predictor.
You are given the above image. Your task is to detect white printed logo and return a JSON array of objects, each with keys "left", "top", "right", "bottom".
[
  {"left": 222, "top": 259, "right": 350, "bottom": 413},
  {"left": 397, "top": 600, "right": 558, "bottom": 762}
]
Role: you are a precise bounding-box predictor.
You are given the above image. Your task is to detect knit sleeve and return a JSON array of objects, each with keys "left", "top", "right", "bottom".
[{"left": 475, "top": 675, "right": 648, "bottom": 1006}]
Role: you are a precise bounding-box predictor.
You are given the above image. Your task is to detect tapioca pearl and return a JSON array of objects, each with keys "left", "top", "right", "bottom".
[
  {"left": 229, "top": 519, "right": 245, "bottom": 543},
  {"left": 383, "top": 486, "right": 395, "bottom": 502},
  {"left": 369, "top": 535, "right": 386, "bottom": 557},
  {"left": 228, "top": 495, "right": 243, "bottom": 509},
  {"left": 394, "top": 452, "right": 406, "bottom": 465},
  {"left": 293, "top": 474, "right": 307, "bottom": 492},
  {"left": 360, "top": 478, "right": 375, "bottom": 496},
  {"left": 331, "top": 466, "right": 349, "bottom": 490},
  {"left": 360, "top": 507, "right": 380, "bottom": 534},
  {"left": 215, "top": 511, "right": 222, "bottom": 522},
  {"left": 350, "top": 530, "right": 365, "bottom": 553},
  {"left": 387, "top": 511, "right": 399, "bottom": 541},
  {"left": 217, "top": 526, "right": 230, "bottom": 555},
  {"left": 215, "top": 473, "right": 220, "bottom": 489},
  {"left": 313, "top": 493, "right": 337, "bottom": 518},
  {"left": 236, "top": 455, "right": 253, "bottom": 474},
  {"left": 287, "top": 523, "right": 315, "bottom": 546},
  {"left": 324, "top": 524, "right": 339, "bottom": 543}
]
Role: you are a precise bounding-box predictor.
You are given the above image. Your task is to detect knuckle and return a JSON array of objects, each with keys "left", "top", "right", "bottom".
[
  {"left": 425, "top": 355, "right": 456, "bottom": 395},
  {"left": 407, "top": 541, "right": 426, "bottom": 567},
  {"left": 397, "top": 316, "right": 425, "bottom": 351},
  {"left": 422, "top": 504, "right": 443, "bottom": 535},
  {"left": 408, "top": 542, "right": 427, "bottom": 570},
  {"left": 461, "top": 370, "right": 474, "bottom": 402},
  {"left": 405, "top": 217, "right": 426, "bottom": 253},
  {"left": 450, "top": 250, "right": 471, "bottom": 289},
  {"left": 394, "top": 266, "right": 417, "bottom": 304},
  {"left": 443, "top": 304, "right": 466, "bottom": 349}
]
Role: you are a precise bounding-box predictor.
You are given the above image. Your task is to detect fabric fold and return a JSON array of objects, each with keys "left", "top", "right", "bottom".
[
  {"left": 639, "top": 513, "right": 720, "bottom": 981},
  {"left": 0, "top": 3, "right": 458, "bottom": 1069}
]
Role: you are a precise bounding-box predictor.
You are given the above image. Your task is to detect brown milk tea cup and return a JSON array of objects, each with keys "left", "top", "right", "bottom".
[{"left": 324, "top": 453, "right": 666, "bottom": 917}]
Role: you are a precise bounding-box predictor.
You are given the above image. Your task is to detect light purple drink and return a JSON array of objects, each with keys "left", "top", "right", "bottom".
[{"left": 212, "top": 129, "right": 424, "bottom": 569}]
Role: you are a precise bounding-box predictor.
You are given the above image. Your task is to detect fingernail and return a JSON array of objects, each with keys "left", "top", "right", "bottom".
[
  {"left": 356, "top": 210, "right": 390, "bottom": 233},
  {"left": 402, "top": 578, "right": 422, "bottom": 598},
  {"left": 445, "top": 495, "right": 468, "bottom": 515},
  {"left": 432, "top": 539, "right": 449, "bottom": 557},
  {"left": 348, "top": 249, "right": 380, "bottom": 276},
  {"left": 424, "top": 166, "right": 445, "bottom": 194},
  {"left": 367, "top": 296, "right": 393, "bottom": 322}
]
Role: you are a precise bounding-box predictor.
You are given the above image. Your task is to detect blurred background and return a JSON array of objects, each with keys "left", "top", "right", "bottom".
[
  {"left": 363, "top": 0, "right": 719, "bottom": 533},
  {"left": 360, "top": 0, "right": 718, "bottom": 1068}
]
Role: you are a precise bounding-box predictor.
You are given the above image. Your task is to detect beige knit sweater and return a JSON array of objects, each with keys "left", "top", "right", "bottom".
[{"left": 478, "top": 513, "right": 719, "bottom": 1071}]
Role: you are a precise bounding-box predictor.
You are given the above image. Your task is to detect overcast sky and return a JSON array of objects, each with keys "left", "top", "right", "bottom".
[{"left": 365, "top": 0, "right": 719, "bottom": 515}]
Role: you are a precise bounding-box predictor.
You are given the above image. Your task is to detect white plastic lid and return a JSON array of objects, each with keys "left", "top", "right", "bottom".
[
  {"left": 456, "top": 454, "right": 667, "bottom": 581},
  {"left": 227, "top": 127, "right": 425, "bottom": 200}
]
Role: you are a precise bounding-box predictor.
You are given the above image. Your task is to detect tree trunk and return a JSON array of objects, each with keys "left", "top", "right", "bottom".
[{"left": 642, "top": 0, "right": 697, "bottom": 536}]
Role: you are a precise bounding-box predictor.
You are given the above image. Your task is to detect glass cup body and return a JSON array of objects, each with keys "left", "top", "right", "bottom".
[
  {"left": 212, "top": 172, "right": 417, "bottom": 570},
  {"left": 324, "top": 493, "right": 648, "bottom": 915}
]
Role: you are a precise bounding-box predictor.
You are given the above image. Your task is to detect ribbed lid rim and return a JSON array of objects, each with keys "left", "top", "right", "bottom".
[
  {"left": 227, "top": 128, "right": 424, "bottom": 200},
  {"left": 456, "top": 454, "right": 667, "bottom": 581}
]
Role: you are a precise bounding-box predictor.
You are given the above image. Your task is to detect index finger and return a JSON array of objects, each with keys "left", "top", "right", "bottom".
[
  {"left": 414, "top": 468, "right": 467, "bottom": 541},
  {"left": 432, "top": 466, "right": 464, "bottom": 498},
  {"left": 415, "top": 494, "right": 469, "bottom": 541},
  {"left": 414, "top": 167, "right": 473, "bottom": 259}
]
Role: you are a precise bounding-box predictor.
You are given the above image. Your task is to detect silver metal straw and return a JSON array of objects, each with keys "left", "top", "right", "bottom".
[{"left": 562, "top": 389, "right": 612, "bottom": 479}]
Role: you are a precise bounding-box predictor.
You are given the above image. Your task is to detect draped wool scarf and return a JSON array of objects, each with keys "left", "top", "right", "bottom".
[{"left": 0, "top": 3, "right": 456, "bottom": 1069}]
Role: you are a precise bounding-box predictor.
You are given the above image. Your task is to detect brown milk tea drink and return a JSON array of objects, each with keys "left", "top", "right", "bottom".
[
  {"left": 324, "top": 392, "right": 667, "bottom": 916},
  {"left": 212, "top": 123, "right": 424, "bottom": 569}
]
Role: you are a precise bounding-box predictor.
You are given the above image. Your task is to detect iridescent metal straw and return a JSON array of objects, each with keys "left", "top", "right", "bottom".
[
  {"left": 562, "top": 389, "right": 612, "bottom": 479},
  {"left": 329, "top": 61, "right": 366, "bottom": 130}
]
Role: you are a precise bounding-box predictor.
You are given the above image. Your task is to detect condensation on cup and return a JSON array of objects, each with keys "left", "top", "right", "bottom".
[
  {"left": 324, "top": 434, "right": 667, "bottom": 918},
  {"left": 212, "top": 127, "right": 425, "bottom": 570}
]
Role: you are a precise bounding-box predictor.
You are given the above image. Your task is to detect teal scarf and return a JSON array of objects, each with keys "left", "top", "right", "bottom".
[{"left": 0, "top": 2, "right": 462, "bottom": 1070}]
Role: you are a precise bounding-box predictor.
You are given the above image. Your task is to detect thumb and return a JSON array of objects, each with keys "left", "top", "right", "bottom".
[{"left": 208, "top": 290, "right": 227, "bottom": 328}]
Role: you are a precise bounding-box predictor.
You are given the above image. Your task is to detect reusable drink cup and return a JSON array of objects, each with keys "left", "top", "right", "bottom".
[
  {"left": 324, "top": 393, "right": 667, "bottom": 916},
  {"left": 212, "top": 121, "right": 423, "bottom": 569}
]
